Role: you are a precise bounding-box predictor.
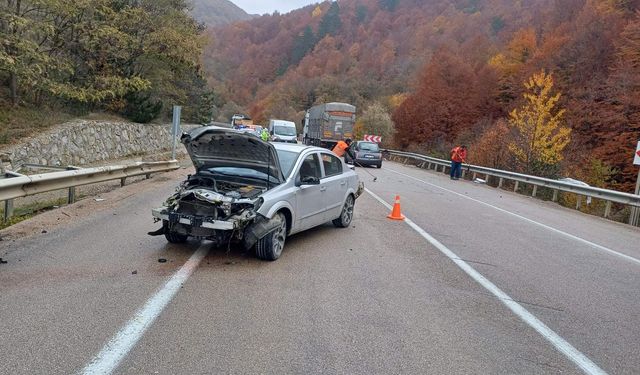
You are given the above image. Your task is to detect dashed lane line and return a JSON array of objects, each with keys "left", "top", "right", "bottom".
[
  {"left": 383, "top": 167, "right": 640, "bottom": 266},
  {"left": 80, "top": 244, "right": 211, "bottom": 375},
  {"left": 365, "top": 187, "right": 607, "bottom": 375}
]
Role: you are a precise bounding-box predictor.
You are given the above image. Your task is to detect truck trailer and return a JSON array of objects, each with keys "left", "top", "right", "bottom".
[{"left": 303, "top": 102, "right": 356, "bottom": 149}]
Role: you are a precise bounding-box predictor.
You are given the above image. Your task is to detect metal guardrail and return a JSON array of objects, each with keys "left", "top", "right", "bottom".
[
  {"left": 387, "top": 150, "right": 640, "bottom": 225},
  {"left": 1, "top": 160, "right": 180, "bottom": 221}
]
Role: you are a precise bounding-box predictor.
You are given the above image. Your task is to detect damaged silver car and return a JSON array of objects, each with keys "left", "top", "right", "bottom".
[{"left": 150, "top": 126, "right": 363, "bottom": 260}]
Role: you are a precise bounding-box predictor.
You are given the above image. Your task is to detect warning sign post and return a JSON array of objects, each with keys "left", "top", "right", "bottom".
[{"left": 631, "top": 141, "right": 640, "bottom": 226}]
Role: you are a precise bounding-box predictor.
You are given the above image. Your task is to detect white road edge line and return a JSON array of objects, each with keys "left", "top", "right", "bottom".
[
  {"left": 80, "top": 244, "right": 210, "bottom": 375},
  {"left": 365, "top": 187, "right": 607, "bottom": 375},
  {"left": 384, "top": 167, "right": 640, "bottom": 266}
]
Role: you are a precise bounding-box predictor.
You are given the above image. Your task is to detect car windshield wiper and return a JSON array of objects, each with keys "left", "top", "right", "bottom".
[{"left": 206, "top": 169, "right": 279, "bottom": 184}]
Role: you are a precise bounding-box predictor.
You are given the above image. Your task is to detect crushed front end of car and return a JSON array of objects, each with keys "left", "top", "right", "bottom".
[{"left": 149, "top": 126, "right": 285, "bottom": 249}]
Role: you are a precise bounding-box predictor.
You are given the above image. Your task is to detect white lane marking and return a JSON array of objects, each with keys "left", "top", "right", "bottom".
[
  {"left": 384, "top": 167, "right": 640, "bottom": 266},
  {"left": 81, "top": 244, "right": 210, "bottom": 375},
  {"left": 365, "top": 188, "right": 607, "bottom": 375}
]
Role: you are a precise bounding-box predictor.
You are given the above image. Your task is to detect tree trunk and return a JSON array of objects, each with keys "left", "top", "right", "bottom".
[{"left": 10, "top": 72, "right": 18, "bottom": 106}]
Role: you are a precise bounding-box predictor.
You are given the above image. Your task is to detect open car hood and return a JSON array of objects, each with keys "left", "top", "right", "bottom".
[{"left": 181, "top": 126, "right": 284, "bottom": 183}]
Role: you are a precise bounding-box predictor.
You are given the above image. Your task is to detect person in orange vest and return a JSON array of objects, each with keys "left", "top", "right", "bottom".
[
  {"left": 450, "top": 145, "right": 467, "bottom": 180},
  {"left": 332, "top": 138, "right": 354, "bottom": 162}
]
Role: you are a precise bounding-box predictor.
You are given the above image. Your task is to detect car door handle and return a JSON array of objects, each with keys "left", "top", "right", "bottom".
[{"left": 320, "top": 187, "right": 327, "bottom": 192}]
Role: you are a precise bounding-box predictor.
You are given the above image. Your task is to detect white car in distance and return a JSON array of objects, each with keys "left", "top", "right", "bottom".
[{"left": 269, "top": 119, "right": 298, "bottom": 143}]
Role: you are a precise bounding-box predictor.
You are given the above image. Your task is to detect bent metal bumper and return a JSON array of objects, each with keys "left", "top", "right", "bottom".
[{"left": 152, "top": 207, "right": 236, "bottom": 230}]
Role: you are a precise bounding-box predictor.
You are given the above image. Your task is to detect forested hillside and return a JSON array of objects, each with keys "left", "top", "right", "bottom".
[
  {"left": 189, "top": 0, "right": 254, "bottom": 28},
  {"left": 1, "top": 0, "right": 212, "bottom": 140},
  {"left": 203, "top": 0, "right": 640, "bottom": 191}
]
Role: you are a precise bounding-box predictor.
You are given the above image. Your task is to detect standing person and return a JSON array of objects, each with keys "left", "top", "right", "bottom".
[
  {"left": 332, "top": 138, "right": 354, "bottom": 163},
  {"left": 450, "top": 145, "right": 467, "bottom": 180},
  {"left": 260, "top": 127, "right": 270, "bottom": 142}
]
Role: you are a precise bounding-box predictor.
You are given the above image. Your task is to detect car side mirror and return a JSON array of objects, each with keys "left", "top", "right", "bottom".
[{"left": 296, "top": 175, "right": 320, "bottom": 186}]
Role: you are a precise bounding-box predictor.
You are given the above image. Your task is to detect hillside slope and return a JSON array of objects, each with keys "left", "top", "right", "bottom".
[
  {"left": 189, "top": 0, "right": 253, "bottom": 27},
  {"left": 202, "top": 0, "right": 640, "bottom": 191}
]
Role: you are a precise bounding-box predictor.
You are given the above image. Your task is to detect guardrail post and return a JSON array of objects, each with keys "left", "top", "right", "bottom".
[
  {"left": 428, "top": 162, "right": 432, "bottom": 169},
  {"left": 498, "top": 178, "right": 504, "bottom": 189},
  {"left": 3, "top": 199, "right": 13, "bottom": 221},
  {"left": 485, "top": 174, "right": 491, "bottom": 185},
  {"left": 552, "top": 189, "right": 558, "bottom": 202},
  {"left": 532, "top": 185, "right": 538, "bottom": 197},
  {"left": 514, "top": 181, "right": 519, "bottom": 192},
  {"left": 630, "top": 169, "right": 640, "bottom": 226},
  {"left": 120, "top": 177, "right": 126, "bottom": 187},
  {"left": 68, "top": 187, "right": 76, "bottom": 204},
  {"left": 461, "top": 170, "right": 466, "bottom": 179},
  {"left": 145, "top": 173, "right": 151, "bottom": 179},
  {"left": 631, "top": 209, "right": 640, "bottom": 226},
  {"left": 472, "top": 172, "right": 477, "bottom": 181},
  {"left": 576, "top": 196, "right": 582, "bottom": 210},
  {"left": 604, "top": 201, "right": 612, "bottom": 218}
]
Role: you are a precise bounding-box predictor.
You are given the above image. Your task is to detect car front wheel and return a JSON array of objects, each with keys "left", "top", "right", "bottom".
[
  {"left": 163, "top": 220, "right": 188, "bottom": 243},
  {"left": 333, "top": 195, "right": 355, "bottom": 228},
  {"left": 255, "top": 213, "right": 287, "bottom": 261}
]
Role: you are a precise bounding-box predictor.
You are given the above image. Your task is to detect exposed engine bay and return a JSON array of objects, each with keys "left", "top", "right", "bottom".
[
  {"left": 150, "top": 171, "right": 272, "bottom": 247},
  {"left": 174, "top": 173, "right": 265, "bottom": 219}
]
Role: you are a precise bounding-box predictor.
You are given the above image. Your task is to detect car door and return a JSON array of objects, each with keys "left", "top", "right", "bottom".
[
  {"left": 294, "top": 152, "right": 327, "bottom": 230},
  {"left": 319, "top": 152, "right": 348, "bottom": 221}
]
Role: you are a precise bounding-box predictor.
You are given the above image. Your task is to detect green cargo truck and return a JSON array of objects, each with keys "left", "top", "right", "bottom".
[{"left": 302, "top": 102, "right": 356, "bottom": 150}]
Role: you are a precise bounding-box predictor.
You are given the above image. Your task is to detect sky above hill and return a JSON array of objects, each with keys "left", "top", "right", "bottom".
[{"left": 232, "top": 0, "right": 318, "bottom": 15}]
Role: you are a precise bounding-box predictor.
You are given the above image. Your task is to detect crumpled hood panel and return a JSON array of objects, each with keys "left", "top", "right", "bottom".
[{"left": 181, "top": 126, "right": 284, "bottom": 183}]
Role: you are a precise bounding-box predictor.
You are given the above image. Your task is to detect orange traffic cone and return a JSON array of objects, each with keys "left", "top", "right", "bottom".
[{"left": 387, "top": 195, "right": 405, "bottom": 221}]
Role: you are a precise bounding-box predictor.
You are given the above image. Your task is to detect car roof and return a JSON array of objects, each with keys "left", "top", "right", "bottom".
[{"left": 272, "top": 142, "right": 328, "bottom": 154}]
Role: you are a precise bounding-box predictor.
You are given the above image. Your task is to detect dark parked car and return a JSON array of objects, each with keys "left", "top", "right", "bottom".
[{"left": 353, "top": 141, "right": 382, "bottom": 168}]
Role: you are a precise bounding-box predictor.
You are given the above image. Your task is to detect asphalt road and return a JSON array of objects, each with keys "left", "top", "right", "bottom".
[{"left": 1, "top": 161, "right": 639, "bottom": 374}]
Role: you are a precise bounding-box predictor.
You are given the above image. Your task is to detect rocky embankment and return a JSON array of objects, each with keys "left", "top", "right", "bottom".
[{"left": 0, "top": 120, "right": 200, "bottom": 171}]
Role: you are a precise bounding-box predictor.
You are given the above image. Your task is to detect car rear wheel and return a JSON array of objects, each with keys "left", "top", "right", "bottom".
[
  {"left": 163, "top": 220, "right": 188, "bottom": 243},
  {"left": 333, "top": 195, "right": 355, "bottom": 228},
  {"left": 255, "top": 213, "right": 287, "bottom": 261}
]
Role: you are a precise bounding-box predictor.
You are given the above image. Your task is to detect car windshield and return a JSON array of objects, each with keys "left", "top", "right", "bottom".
[
  {"left": 205, "top": 167, "right": 280, "bottom": 183},
  {"left": 276, "top": 149, "right": 298, "bottom": 177},
  {"left": 358, "top": 142, "right": 380, "bottom": 152},
  {"left": 274, "top": 126, "right": 296, "bottom": 136}
]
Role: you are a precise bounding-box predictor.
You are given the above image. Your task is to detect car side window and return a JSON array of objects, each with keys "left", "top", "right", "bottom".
[
  {"left": 321, "top": 153, "right": 343, "bottom": 177},
  {"left": 299, "top": 153, "right": 322, "bottom": 180}
]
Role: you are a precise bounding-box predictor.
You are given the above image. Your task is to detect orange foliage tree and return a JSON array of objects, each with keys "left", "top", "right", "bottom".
[{"left": 392, "top": 48, "right": 498, "bottom": 152}]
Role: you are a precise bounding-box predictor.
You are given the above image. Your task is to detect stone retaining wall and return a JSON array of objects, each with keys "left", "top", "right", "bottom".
[{"left": 0, "top": 120, "right": 200, "bottom": 171}]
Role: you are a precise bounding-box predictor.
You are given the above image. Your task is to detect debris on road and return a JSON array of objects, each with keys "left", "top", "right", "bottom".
[
  {"left": 0, "top": 258, "right": 7, "bottom": 264},
  {"left": 95, "top": 198, "right": 106, "bottom": 202},
  {"left": 158, "top": 258, "right": 167, "bottom": 263},
  {"left": 473, "top": 178, "right": 486, "bottom": 184},
  {"left": 132, "top": 270, "right": 138, "bottom": 275},
  {"left": 41, "top": 230, "right": 47, "bottom": 234}
]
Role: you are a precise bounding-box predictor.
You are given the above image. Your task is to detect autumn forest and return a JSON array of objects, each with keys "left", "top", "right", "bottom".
[
  {"left": 2, "top": 0, "right": 639, "bottom": 192},
  {"left": 204, "top": 0, "right": 640, "bottom": 192}
]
